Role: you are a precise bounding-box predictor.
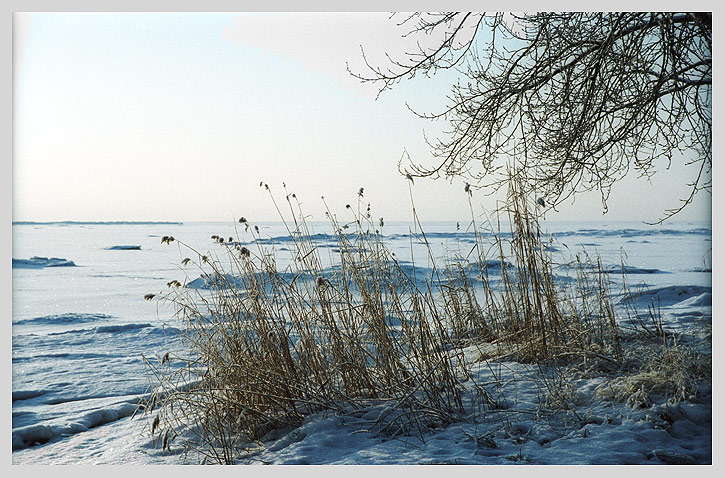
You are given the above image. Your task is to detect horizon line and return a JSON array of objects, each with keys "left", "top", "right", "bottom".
[{"left": 11, "top": 218, "right": 711, "bottom": 226}]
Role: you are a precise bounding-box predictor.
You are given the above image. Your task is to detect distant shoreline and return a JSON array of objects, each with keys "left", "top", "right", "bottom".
[{"left": 12, "top": 221, "right": 184, "bottom": 226}]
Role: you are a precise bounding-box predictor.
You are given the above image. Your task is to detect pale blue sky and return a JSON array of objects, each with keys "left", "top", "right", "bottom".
[{"left": 13, "top": 12, "right": 712, "bottom": 224}]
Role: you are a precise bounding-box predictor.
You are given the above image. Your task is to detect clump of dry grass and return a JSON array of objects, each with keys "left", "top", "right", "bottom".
[
  {"left": 587, "top": 263, "right": 712, "bottom": 408},
  {"left": 446, "top": 177, "right": 623, "bottom": 365},
  {"left": 140, "top": 178, "right": 706, "bottom": 463},
  {"left": 594, "top": 332, "right": 711, "bottom": 408},
  {"left": 141, "top": 186, "right": 468, "bottom": 463}
]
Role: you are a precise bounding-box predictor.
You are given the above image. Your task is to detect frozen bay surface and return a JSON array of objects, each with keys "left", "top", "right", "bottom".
[{"left": 11, "top": 219, "right": 712, "bottom": 464}]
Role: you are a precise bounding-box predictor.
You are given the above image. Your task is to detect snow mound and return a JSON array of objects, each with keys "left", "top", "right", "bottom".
[
  {"left": 13, "top": 389, "right": 49, "bottom": 402},
  {"left": 614, "top": 265, "right": 667, "bottom": 274},
  {"left": 13, "top": 256, "right": 77, "bottom": 268},
  {"left": 14, "top": 312, "right": 113, "bottom": 327},
  {"left": 12, "top": 402, "right": 138, "bottom": 450},
  {"left": 673, "top": 292, "right": 711, "bottom": 308},
  {"left": 556, "top": 227, "right": 710, "bottom": 238},
  {"left": 576, "top": 263, "right": 668, "bottom": 274},
  {"left": 619, "top": 285, "right": 711, "bottom": 309},
  {"left": 184, "top": 273, "right": 245, "bottom": 290},
  {"left": 184, "top": 271, "right": 305, "bottom": 290},
  {"left": 38, "top": 322, "right": 180, "bottom": 339},
  {"left": 94, "top": 323, "right": 153, "bottom": 334}
]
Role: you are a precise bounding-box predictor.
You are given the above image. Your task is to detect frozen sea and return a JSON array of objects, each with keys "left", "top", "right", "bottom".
[{"left": 11, "top": 220, "right": 712, "bottom": 464}]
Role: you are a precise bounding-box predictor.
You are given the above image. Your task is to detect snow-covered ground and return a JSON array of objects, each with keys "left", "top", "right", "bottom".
[
  {"left": 12, "top": 342, "right": 712, "bottom": 465},
  {"left": 11, "top": 220, "right": 713, "bottom": 465}
]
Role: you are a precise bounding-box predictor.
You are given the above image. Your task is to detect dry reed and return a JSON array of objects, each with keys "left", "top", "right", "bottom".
[{"left": 138, "top": 178, "right": 708, "bottom": 463}]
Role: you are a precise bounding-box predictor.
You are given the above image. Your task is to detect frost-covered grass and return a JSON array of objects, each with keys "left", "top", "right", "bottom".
[{"left": 130, "top": 181, "right": 712, "bottom": 465}]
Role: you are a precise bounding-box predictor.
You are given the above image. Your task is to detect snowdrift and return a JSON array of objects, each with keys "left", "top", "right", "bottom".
[{"left": 13, "top": 256, "right": 77, "bottom": 268}]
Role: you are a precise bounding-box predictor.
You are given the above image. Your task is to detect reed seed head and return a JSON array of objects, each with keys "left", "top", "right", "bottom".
[
  {"left": 316, "top": 276, "right": 330, "bottom": 289},
  {"left": 144, "top": 293, "right": 156, "bottom": 301},
  {"left": 151, "top": 414, "right": 160, "bottom": 435}
]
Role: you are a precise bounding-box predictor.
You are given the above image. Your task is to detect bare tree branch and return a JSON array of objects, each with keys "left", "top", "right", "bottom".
[{"left": 352, "top": 12, "right": 711, "bottom": 222}]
